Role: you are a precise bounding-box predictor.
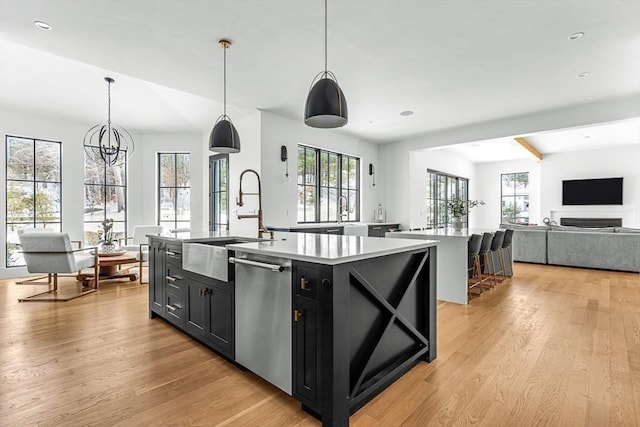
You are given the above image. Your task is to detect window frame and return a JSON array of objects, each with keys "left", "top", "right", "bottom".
[
  {"left": 158, "top": 152, "right": 191, "bottom": 231},
  {"left": 501, "top": 172, "right": 530, "bottom": 225},
  {"left": 209, "top": 153, "right": 229, "bottom": 232},
  {"left": 297, "top": 144, "right": 360, "bottom": 223},
  {"left": 425, "top": 169, "right": 469, "bottom": 228},
  {"left": 5, "top": 135, "right": 62, "bottom": 267}
]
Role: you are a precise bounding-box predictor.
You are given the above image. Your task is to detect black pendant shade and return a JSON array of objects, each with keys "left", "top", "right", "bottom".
[
  {"left": 210, "top": 39, "right": 240, "bottom": 153},
  {"left": 304, "top": 75, "right": 348, "bottom": 128},
  {"left": 209, "top": 116, "right": 240, "bottom": 153}
]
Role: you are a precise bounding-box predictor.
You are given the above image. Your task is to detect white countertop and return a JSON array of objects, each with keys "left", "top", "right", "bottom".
[
  {"left": 226, "top": 232, "right": 437, "bottom": 265},
  {"left": 391, "top": 228, "right": 498, "bottom": 239}
]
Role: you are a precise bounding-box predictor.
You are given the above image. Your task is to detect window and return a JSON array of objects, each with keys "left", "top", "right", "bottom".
[
  {"left": 209, "top": 154, "right": 229, "bottom": 231},
  {"left": 158, "top": 153, "right": 191, "bottom": 231},
  {"left": 501, "top": 172, "right": 529, "bottom": 224},
  {"left": 84, "top": 147, "right": 128, "bottom": 246},
  {"left": 297, "top": 145, "right": 360, "bottom": 223},
  {"left": 5, "top": 136, "right": 62, "bottom": 267},
  {"left": 425, "top": 169, "right": 468, "bottom": 228}
]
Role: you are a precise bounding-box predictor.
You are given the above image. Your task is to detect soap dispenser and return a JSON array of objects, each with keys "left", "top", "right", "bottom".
[{"left": 374, "top": 203, "right": 386, "bottom": 223}]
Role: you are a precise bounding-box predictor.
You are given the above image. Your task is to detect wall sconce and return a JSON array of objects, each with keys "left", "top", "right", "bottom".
[
  {"left": 369, "top": 163, "right": 375, "bottom": 187},
  {"left": 281, "top": 145, "right": 289, "bottom": 180}
]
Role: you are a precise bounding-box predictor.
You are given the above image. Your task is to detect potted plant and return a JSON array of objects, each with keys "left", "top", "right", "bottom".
[
  {"left": 98, "top": 218, "right": 117, "bottom": 253},
  {"left": 447, "top": 198, "right": 484, "bottom": 231}
]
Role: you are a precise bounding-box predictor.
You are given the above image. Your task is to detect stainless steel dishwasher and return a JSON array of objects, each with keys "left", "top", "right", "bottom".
[{"left": 230, "top": 251, "right": 292, "bottom": 395}]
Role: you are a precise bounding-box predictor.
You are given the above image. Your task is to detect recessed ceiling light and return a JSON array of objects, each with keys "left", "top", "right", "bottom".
[
  {"left": 568, "top": 32, "right": 584, "bottom": 40},
  {"left": 400, "top": 110, "right": 413, "bottom": 117},
  {"left": 34, "top": 21, "right": 51, "bottom": 30},
  {"left": 584, "top": 96, "right": 594, "bottom": 101},
  {"left": 577, "top": 72, "right": 590, "bottom": 78}
]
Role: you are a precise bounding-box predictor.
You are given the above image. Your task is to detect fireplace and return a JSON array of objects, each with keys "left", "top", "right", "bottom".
[{"left": 560, "top": 217, "right": 622, "bottom": 228}]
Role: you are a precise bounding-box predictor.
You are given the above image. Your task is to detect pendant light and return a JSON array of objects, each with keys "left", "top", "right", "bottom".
[
  {"left": 304, "top": 0, "right": 348, "bottom": 128},
  {"left": 84, "top": 77, "right": 135, "bottom": 167},
  {"left": 210, "top": 39, "right": 240, "bottom": 153}
]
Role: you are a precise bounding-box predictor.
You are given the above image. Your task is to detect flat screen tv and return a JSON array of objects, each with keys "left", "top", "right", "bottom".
[{"left": 562, "top": 177, "right": 623, "bottom": 205}]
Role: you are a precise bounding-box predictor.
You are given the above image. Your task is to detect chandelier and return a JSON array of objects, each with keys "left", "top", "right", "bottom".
[{"left": 84, "top": 77, "right": 134, "bottom": 167}]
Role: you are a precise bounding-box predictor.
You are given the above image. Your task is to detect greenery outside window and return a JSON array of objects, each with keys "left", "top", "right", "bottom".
[
  {"left": 210, "top": 154, "right": 229, "bottom": 231},
  {"left": 84, "top": 146, "right": 128, "bottom": 245},
  {"left": 158, "top": 153, "right": 191, "bottom": 231},
  {"left": 297, "top": 145, "right": 360, "bottom": 223},
  {"left": 5, "top": 136, "right": 62, "bottom": 267},
  {"left": 501, "top": 172, "right": 529, "bottom": 224},
  {"left": 425, "top": 169, "right": 469, "bottom": 228}
]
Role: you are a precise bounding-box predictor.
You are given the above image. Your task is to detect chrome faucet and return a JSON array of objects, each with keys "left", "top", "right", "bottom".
[
  {"left": 338, "top": 195, "right": 349, "bottom": 223},
  {"left": 236, "top": 169, "right": 274, "bottom": 239}
]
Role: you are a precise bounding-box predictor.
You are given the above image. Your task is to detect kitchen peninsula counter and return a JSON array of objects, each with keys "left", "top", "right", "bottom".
[{"left": 147, "top": 231, "right": 438, "bottom": 427}]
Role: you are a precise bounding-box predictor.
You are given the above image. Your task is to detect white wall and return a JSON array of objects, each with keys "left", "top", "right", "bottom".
[
  {"left": 259, "top": 111, "right": 380, "bottom": 227},
  {"left": 0, "top": 108, "right": 205, "bottom": 279},
  {"left": 475, "top": 158, "right": 541, "bottom": 228},
  {"left": 135, "top": 132, "right": 205, "bottom": 233},
  {"left": 224, "top": 112, "right": 263, "bottom": 235},
  {"left": 379, "top": 95, "right": 640, "bottom": 231},
  {"left": 540, "top": 145, "right": 640, "bottom": 227},
  {"left": 408, "top": 149, "right": 477, "bottom": 230}
]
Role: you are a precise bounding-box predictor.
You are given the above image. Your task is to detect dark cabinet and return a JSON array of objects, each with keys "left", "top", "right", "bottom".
[
  {"left": 292, "top": 262, "right": 321, "bottom": 408},
  {"left": 185, "top": 273, "right": 235, "bottom": 359},
  {"left": 149, "top": 240, "right": 165, "bottom": 316},
  {"left": 149, "top": 237, "right": 235, "bottom": 361},
  {"left": 293, "top": 297, "right": 318, "bottom": 405},
  {"left": 368, "top": 223, "right": 400, "bottom": 237}
]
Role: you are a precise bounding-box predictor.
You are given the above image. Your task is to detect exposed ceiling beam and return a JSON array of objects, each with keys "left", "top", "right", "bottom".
[{"left": 514, "top": 136, "right": 543, "bottom": 161}]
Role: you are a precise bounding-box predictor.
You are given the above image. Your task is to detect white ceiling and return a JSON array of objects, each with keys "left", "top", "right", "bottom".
[
  {"left": 431, "top": 117, "right": 640, "bottom": 163},
  {"left": 0, "top": 0, "right": 639, "bottom": 148}
]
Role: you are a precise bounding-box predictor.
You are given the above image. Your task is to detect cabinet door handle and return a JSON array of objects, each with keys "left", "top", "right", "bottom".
[
  {"left": 300, "top": 277, "right": 309, "bottom": 290},
  {"left": 166, "top": 251, "right": 180, "bottom": 257},
  {"left": 294, "top": 309, "right": 303, "bottom": 322},
  {"left": 371, "top": 227, "right": 382, "bottom": 230},
  {"left": 326, "top": 229, "right": 340, "bottom": 233},
  {"left": 166, "top": 275, "right": 180, "bottom": 282},
  {"left": 166, "top": 304, "right": 178, "bottom": 312},
  {"left": 199, "top": 288, "right": 210, "bottom": 297}
]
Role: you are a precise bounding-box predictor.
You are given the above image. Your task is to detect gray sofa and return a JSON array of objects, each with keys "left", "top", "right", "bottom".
[{"left": 500, "top": 224, "right": 640, "bottom": 273}]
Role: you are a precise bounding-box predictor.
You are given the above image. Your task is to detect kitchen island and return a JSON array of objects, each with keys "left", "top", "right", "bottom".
[
  {"left": 389, "top": 228, "right": 512, "bottom": 304},
  {"left": 148, "top": 231, "right": 438, "bottom": 427}
]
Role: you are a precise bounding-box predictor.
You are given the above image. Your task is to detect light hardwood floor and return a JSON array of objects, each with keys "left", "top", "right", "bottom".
[{"left": 1, "top": 263, "right": 639, "bottom": 426}]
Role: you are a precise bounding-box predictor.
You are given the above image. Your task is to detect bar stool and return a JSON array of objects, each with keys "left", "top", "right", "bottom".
[
  {"left": 467, "top": 234, "right": 483, "bottom": 295},
  {"left": 477, "top": 232, "right": 495, "bottom": 289},
  {"left": 500, "top": 229, "right": 514, "bottom": 277},
  {"left": 489, "top": 230, "right": 506, "bottom": 282}
]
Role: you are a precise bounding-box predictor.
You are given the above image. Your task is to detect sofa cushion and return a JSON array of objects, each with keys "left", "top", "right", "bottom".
[
  {"left": 614, "top": 227, "right": 640, "bottom": 233},
  {"left": 550, "top": 225, "right": 615, "bottom": 233},
  {"left": 511, "top": 229, "right": 548, "bottom": 264},
  {"left": 547, "top": 231, "right": 639, "bottom": 272}
]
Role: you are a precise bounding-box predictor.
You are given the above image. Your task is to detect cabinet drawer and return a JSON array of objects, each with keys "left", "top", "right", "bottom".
[
  {"left": 165, "top": 263, "right": 184, "bottom": 291},
  {"left": 165, "top": 289, "right": 185, "bottom": 327},
  {"left": 165, "top": 243, "right": 182, "bottom": 263}
]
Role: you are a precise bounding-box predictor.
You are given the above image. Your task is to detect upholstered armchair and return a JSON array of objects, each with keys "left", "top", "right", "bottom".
[
  {"left": 119, "top": 225, "right": 166, "bottom": 284},
  {"left": 17, "top": 232, "right": 99, "bottom": 302}
]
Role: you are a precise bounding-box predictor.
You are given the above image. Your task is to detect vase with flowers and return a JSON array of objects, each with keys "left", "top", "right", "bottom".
[
  {"left": 98, "top": 218, "right": 117, "bottom": 253},
  {"left": 446, "top": 198, "right": 485, "bottom": 231}
]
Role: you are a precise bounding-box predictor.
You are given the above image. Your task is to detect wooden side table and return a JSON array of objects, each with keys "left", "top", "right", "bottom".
[{"left": 77, "top": 251, "right": 139, "bottom": 287}]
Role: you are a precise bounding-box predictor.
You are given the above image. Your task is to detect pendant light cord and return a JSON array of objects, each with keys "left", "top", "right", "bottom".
[
  {"left": 223, "top": 44, "right": 227, "bottom": 116},
  {"left": 324, "top": 0, "right": 328, "bottom": 73}
]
